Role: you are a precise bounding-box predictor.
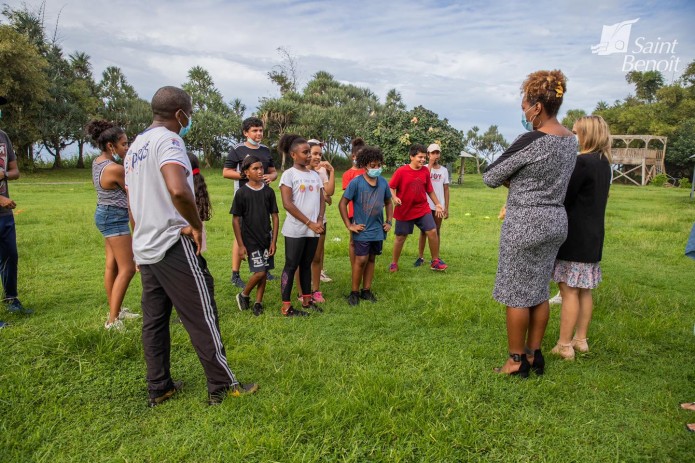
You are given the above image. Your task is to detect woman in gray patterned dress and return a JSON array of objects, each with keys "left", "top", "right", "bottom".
[{"left": 483, "top": 70, "right": 577, "bottom": 377}]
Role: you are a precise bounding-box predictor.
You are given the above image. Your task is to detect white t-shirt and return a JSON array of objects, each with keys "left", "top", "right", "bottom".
[
  {"left": 124, "top": 126, "right": 193, "bottom": 265},
  {"left": 427, "top": 165, "right": 450, "bottom": 210},
  {"left": 279, "top": 167, "right": 323, "bottom": 238}
]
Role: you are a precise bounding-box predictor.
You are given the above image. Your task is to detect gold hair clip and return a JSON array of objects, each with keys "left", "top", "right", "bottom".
[{"left": 555, "top": 83, "right": 564, "bottom": 98}]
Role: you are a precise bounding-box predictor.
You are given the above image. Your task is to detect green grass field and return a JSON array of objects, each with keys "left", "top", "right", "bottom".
[{"left": 1, "top": 168, "right": 694, "bottom": 462}]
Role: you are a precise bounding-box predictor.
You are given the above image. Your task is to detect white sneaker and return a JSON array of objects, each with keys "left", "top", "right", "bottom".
[
  {"left": 105, "top": 318, "right": 125, "bottom": 331},
  {"left": 549, "top": 292, "right": 562, "bottom": 305},
  {"left": 320, "top": 270, "right": 332, "bottom": 283},
  {"left": 118, "top": 307, "right": 141, "bottom": 320}
]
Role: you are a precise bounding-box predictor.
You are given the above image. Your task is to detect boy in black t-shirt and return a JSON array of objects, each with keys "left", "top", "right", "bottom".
[
  {"left": 231, "top": 156, "right": 279, "bottom": 316},
  {"left": 223, "top": 117, "right": 278, "bottom": 288}
]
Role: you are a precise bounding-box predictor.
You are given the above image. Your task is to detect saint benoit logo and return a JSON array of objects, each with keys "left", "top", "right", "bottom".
[{"left": 591, "top": 18, "right": 681, "bottom": 73}]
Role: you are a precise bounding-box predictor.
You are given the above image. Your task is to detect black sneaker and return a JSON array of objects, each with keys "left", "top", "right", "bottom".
[
  {"left": 230, "top": 273, "right": 245, "bottom": 288},
  {"left": 360, "top": 289, "right": 377, "bottom": 303},
  {"left": 0, "top": 320, "right": 6, "bottom": 329},
  {"left": 6, "top": 298, "right": 33, "bottom": 315},
  {"left": 252, "top": 302, "right": 264, "bottom": 316},
  {"left": 347, "top": 291, "right": 360, "bottom": 306},
  {"left": 236, "top": 293, "right": 250, "bottom": 311},
  {"left": 302, "top": 301, "right": 323, "bottom": 313},
  {"left": 208, "top": 383, "right": 259, "bottom": 406},
  {"left": 266, "top": 271, "right": 276, "bottom": 281},
  {"left": 148, "top": 380, "right": 183, "bottom": 407},
  {"left": 283, "top": 306, "right": 309, "bottom": 317}
]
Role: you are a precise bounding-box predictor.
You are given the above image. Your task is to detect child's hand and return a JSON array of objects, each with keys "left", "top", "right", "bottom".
[
  {"left": 269, "top": 242, "right": 276, "bottom": 256},
  {"left": 308, "top": 222, "right": 324, "bottom": 234},
  {"left": 320, "top": 161, "right": 333, "bottom": 172},
  {"left": 382, "top": 222, "right": 392, "bottom": 232},
  {"left": 444, "top": 208, "right": 449, "bottom": 219},
  {"left": 0, "top": 197, "right": 16, "bottom": 209},
  {"left": 348, "top": 223, "right": 365, "bottom": 234},
  {"left": 238, "top": 245, "right": 248, "bottom": 261},
  {"left": 434, "top": 204, "right": 445, "bottom": 219},
  {"left": 392, "top": 195, "right": 402, "bottom": 206}
]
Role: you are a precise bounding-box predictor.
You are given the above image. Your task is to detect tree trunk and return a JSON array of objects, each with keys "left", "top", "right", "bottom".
[
  {"left": 52, "top": 147, "right": 62, "bottom": 169},
  {"left": 76, "top": 140, "right": 85, "bottom": 168}
]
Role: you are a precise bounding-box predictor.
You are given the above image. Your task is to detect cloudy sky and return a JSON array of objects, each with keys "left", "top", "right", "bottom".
[{"left": 5, "top": 0, "right": 694, "bottom": 144}]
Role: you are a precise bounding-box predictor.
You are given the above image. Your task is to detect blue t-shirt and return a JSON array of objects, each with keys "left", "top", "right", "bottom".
[{"left": 342, "top": 175, "right": 392, "bottom": 242}]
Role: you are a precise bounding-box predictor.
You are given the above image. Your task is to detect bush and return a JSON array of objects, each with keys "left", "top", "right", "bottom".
[
  {"left": 679, "top": 177, "right": 692, "bottom": 189},
  {"left": 650, "top": 173, "right": 668, "bottom": 186}
]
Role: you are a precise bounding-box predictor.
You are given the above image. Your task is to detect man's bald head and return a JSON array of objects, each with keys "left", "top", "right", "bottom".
[{"left": 151, "top": 86, "right": 192, "bottom": 119}]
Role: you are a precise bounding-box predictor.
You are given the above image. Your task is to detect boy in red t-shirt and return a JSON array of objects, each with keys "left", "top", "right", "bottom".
[{"left": 388, "top": 144, "right": 447, "bottom": 272}]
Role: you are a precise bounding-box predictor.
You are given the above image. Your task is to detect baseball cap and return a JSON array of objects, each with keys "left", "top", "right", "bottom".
[
  {"left": 307, "top": 139, "right": 324, "bottom": 147},
  {"left": 427, "top": 143, "right": 441, "bottom": 153}
]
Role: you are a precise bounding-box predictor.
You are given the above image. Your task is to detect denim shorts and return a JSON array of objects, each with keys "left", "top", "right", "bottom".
[{"left": 95, "top": 205, "right": 130, "bottom": 238}]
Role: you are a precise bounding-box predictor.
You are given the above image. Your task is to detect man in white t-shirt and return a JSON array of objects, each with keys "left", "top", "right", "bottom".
[
  {"left": 124, "top": 86, "right": 257, "bottom": 406},
  {"left": 416, "top": 143, "right": 450, "bottom": 267}
]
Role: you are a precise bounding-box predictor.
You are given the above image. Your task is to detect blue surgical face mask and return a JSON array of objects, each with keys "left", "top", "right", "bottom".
[
  {"left": 367, "top": 167, "right": 383, "bottom": 178},
  {"left": 247, "top": 138, "right": 260, "bottom": 147},
  {"left": 521, "top": 105, "right": 537, "bottom": 132},
  {"left": 177, "top": 110, "right": 192, "bottom": 137}
]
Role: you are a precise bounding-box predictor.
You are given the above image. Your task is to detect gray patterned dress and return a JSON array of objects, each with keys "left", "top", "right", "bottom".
[{"left": 483, "top": 131, "right": 577, "bottom": 308}]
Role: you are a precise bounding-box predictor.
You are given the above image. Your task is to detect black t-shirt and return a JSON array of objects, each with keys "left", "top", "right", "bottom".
[
  {"left": 224, "top": 143, "right": 275, "bottom": 189},
  {"left": 230, "top": 183, "right": 279, "bottom": 251}
]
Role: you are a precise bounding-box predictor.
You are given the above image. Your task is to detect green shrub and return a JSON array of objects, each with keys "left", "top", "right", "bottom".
[
  {"left": 679, "top": 177, "right": 692, "bottom": 189},
  {"left": 650, "top": 173, "right": 668, "bottom": 186}
]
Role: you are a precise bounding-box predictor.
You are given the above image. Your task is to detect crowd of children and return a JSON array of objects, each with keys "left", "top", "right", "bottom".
[{"left": 222, "top": 118, "right": 450, "bottom": 317}]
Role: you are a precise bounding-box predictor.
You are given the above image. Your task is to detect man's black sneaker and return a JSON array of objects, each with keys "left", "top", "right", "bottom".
[
  {"left": 302, "top": 301, "right": 323, "bottom": 313},
  {"left": 236, "top": 293, "right": 250, "bottom": 311},
  {"left": 230, "top": 273, "right": 245, "bottom": 288},
  {"left": 252, "top": 302, "right": 264, "bottom": 316},
  {"left": 347, "top": 291, "right": 360, "bottom": 306},
  {"left": 360, "top": 289, "right": 377, "bottom": 303},
  {"left": 283, "top": 306, "right": 309, "bottom": 317},
  {"left": 208, "top": 383, "right": 259, "bottom": 405},
  {"left": 148, "top": 380, "right": 183, "bottom": 407},
  {"left": 6, "top": 298, "right": 33, "bottom": 315},
  {"left": 266, "top": 271, "right": 276, "bottom": 281}
]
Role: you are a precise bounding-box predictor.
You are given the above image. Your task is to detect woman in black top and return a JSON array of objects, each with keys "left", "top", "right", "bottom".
[{"left": 551, "top": 115, "right": 612, "bottom": 360}]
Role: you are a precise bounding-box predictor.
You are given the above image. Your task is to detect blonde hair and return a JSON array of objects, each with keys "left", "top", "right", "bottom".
[
  {"left": 521, "top": 69, "right": 567, "bottom": 116},
  {"left": 574, "top": 115, "right": 612, "bottom": 162}
]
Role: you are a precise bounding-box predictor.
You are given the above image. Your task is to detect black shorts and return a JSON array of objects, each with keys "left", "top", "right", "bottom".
[{"left": 353, "top": 240, "right": 383, "bottom": 257}]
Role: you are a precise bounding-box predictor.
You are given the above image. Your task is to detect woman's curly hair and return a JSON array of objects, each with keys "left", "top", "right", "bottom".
[{"left": 521, "top": 69, "right": 567, "bottom": 116}]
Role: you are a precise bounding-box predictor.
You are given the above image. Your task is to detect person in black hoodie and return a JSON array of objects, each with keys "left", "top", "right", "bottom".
[{"left": 550, "top": 115, "right": 612, "bottom": 360}]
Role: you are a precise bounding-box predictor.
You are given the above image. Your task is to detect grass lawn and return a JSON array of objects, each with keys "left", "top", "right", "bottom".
[{"left": 1, "top": 167, "right": 694, "bottom": 462}]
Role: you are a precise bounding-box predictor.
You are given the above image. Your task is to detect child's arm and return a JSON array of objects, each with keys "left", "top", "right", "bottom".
[
  {"left": 390, "top": 188, "right": 401, "bottom": 206},
  {"left": 317, "top": 186, "right": 326, "bottom": 234},
  {"left": 383, "top": 198, "right": 393, "bottom": 233},
  {"left": 232, "top": 215, "right": 247, "bottom": 260},
  {"left": 269, "top": 212, "right": 279, "bottom": 256},
  {"left": 339, "top": 196, "right": 364, "bottom": 234},
  {"left": 443, "top": 183, "right": 450, "bottom": 219},
  {"left": 427, "top": 190, "right": 445, "bottom": 218},
  {"left": 320, "top": 162, "right": 336, "bottom": 197}
]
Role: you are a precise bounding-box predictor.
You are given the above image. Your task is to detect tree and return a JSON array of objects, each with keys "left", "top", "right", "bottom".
[
  {"left": 626, "top": 70, "right": 665, "bottom": 103},
  {"left": 0, "top": 24, "right": 49, "bottom": 166},
  {"left": 561, "top": 109, "right": 587, "bottom": 130},
  {"left": 462, "top": 125, "right": 509, "bottom": 168},
  {"left": 182, "top": 66, "right": 240, "bottom": 166},
  {"left": 257, "top": 96, "right": 301, "bottom": 169},
  {"left": 267, "top": 47, "right": 298, "bottom": 95},
  {"left": 69, "top": 52, "right": 99, "bottom": 168},
  {"left": 97, "top": 66, "right": 150, "bottom": 137}
]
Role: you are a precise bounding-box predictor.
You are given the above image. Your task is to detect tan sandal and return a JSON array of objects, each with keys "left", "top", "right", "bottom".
[
  {"left": 571, "top": 337, "right": 589, "bottom": 353},
  {"left": 551, "top": 342, "right": 575, "bottom": 360}
]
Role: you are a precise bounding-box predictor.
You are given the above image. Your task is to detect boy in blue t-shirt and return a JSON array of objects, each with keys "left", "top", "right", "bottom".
[{"left": 339, "top": 146, "right": 393, "bottom": 306}]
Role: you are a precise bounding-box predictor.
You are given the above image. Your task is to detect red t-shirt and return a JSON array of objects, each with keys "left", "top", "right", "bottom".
[
  {"left": 389, "top": 165, "right": 433, "bottom": 221},
  {"left": 341, "top": 167, "right": 366, "bottom": 218}
]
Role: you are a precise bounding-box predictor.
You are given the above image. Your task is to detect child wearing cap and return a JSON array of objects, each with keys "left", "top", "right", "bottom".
[
  {"left": 388, "top": 144, "right": 448, "bottom": 272},
  {"left": 415, "top": 143, "right": 450, "bottom": 267}
]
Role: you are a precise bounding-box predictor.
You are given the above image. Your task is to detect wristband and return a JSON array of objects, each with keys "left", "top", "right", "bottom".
[
  {"left": 305, "top": 219, "right": 311, "bottom": 226},
  {"left": 386, "top": 220, "right": 392, "bottom": 225}
]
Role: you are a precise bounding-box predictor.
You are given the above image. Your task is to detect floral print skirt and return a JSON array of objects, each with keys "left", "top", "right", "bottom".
[{"left": 552, "top": 259, "right": 602, "bottom": 289}]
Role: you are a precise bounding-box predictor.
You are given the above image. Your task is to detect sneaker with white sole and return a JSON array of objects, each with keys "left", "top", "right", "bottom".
[
  {"left": 118, "top": 307, "right": 141, "bottom": 320},
  {"left": 105, "top": 318, "right": 125, "bottom": 331},
  {"left": 549, "top": 292, "right": 562, "bottom": 305},
  {"left": 320, "top": 270, "right": 332, "bottom": 282}
]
